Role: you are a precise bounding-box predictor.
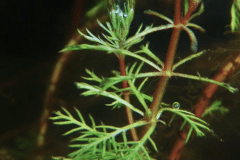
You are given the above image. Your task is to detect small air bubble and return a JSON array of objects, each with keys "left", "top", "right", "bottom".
[{"left": 172, "top": 102, "right": 180, "bottom": 109}]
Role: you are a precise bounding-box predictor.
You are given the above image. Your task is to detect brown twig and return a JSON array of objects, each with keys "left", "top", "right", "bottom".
[
  {"left": 118, "top": 54, "right": 139, "bottom": 141},
  {"left": 169, "top": 54, "right": 240, "bottom": 160},
  {"left": 35, "top": 1, "right": 109, "bottom": 159}
]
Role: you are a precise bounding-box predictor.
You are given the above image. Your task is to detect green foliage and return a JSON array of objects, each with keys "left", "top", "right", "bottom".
[
  {"left": 50, "top": 108, "right": 155, "bottom": 160},
  {"left": 202, "top": 100, "right": 229, "bottom": 118},
  {"left": 51, "top": 62, "right": 212, "bottom": 158},
  {"left": 51, "top": 0, "right": 239, "bottom": 159},
  {"left": 75, "top": 82, "right": 144, "bottom": 116},
  {"left": 50, "top": 105, "right": 211, "bottom": 159},
  {"left": 231, "top": 0, "right": 240, "bottom": 32},
  {"left": 160, "top": 107, "right": 211, "bottom": 143},
  {"left": 107, "top": 0, "right": 135, "bottom": 40},
  {"left": 85, "top": 0, "right": 107, "bottom": 19}
]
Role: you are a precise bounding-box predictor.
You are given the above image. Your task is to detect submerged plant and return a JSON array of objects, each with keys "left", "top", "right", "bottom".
[{"left": 51, "top": 0, "right": 239, "bottom": 159}]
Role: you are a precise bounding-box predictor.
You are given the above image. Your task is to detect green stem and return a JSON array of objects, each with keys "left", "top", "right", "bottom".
[
  {"left": 124, "top": 24, "right": 174, "bottom": 45},
  {"left": 172, "top": 50, "right": 206, "bottom": 71},
  {"left": 172, "top": 72, "right": 238, "bottom": 93}
]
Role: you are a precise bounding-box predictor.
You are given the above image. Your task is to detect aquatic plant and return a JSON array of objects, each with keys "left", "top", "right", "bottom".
[{"left": 50, "top": 0, "right": 240, "bottom": 159}]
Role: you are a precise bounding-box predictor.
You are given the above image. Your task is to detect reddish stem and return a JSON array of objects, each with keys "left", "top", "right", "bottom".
[
  {"left": 174, "top": 0, "right": 181, "bottom": 25},
  {"left": 181, "top": 1, "right": 200, "bottom": 25},
  {"left": 169, "top": 131, "right": 188, "bottom": 160},
  {"left": 139, "top": 0, "right": 182, "bottom": 138},
  {"left": 169, "top": 54, "right": 240, "bottom": 160},
  {"left": 195, "top": 54, "right": 240, "bottom": 116},
  {"left": 151, "top": 0, "right": 182, "bottom": 120},
  {"left": 189, "top": 0, "right": 193, "bottom": 6},
  {"left": 150, "top": 28, "right": 181, "bottom": 118},
  {"left": 118, "top": 55, "right": 139, "bottom": 141}
]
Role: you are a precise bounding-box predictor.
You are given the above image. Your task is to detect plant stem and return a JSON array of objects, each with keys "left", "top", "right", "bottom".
[
  {"left": 195, "top": 54, "right": 240, "bottom": 117},
  {"left": 124, "top": 24, "right": 174, "bottom": 45},
  {"left": 169, "top": 54, "right": 240, "bottom": 160},
  {"left": 181, "top": 1, "right": 200, "bottom": 25},
  {"left": 171, "top": 72, "right": 237, "bottom": 92},
  {"left": 150, "top": 0, "right": 182, "bottom": 121},
  {"left": 36, "top": 9, "right": 109, "bottom": 160},
  {"left": 169, "top": 131, "right": 188, "bottom": 160},
  {"left": 140, "top": 0, "right": 182, "bottom": 139},
  {"left": 118, "top": 54, "right": 139, "bottom": 141},
  {"left": 174, "top": 0, "right": 181, "bottom": 24}
]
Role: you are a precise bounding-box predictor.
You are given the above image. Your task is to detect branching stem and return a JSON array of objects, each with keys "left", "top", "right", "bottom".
[
  {"left": 140, "top": 0, "right": 182, "bottom": 139},
  {"left": 150, "top": 27, "right": 182, "bottom": 119}
]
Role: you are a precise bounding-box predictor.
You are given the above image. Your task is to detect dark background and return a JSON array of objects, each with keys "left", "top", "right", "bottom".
[{"left": 0, "top": 0, "right": 240, "bottom": 159}]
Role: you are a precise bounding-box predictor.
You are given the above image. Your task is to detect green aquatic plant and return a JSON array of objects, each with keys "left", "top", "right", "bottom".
[
  {"left": 231, "top": 0, "right": 240, "bottom": 32},
  {"left": 51, "top": 0, "right": 239, "bottom": 159}
]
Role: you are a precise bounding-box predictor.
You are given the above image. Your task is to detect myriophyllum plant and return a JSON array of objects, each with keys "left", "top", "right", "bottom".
[
  {"left": 108, "top": 0, "right": 135, "bottom": 40},
  {"left": 51, "top": 0, "right": 238, "bottom": 159}
]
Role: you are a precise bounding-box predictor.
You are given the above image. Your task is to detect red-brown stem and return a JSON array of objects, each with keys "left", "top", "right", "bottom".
[
  {"left": 169, "top": 54, "right": 240, "bottom": 160},
  {"left": 195, "top": 54, "right": 240, "bottom": 117},
  {"left": 174, "top": 0, "right": 181, "bottom": 25},
  {"left": 139, "top": 0, "right": 182, "bottom": 138},
  {"left": 118, "top": 54, "right": 139, "bottom": 141},
  {"left": 151, "top": 0, "right": 182, "bottom": 120},
  {"left": 188, "top": 0, "right": 193, "bottom": 6},
  {"left": 181, "top": 1, "right": 200, "bottom": 25},
  {"left": 150, "top": 28, "right": 181, "bottom": 118},
  {"left": 169, "top": 131, "right": 188, "bottom": 160},
  {"left": 35, "top": 7, "right": 109, "bottom": 160}
]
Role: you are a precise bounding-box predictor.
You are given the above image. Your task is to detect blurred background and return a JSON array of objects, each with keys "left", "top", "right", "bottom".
[{"left": 0, "top": 0, "right": 240, "bottom": 159}]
